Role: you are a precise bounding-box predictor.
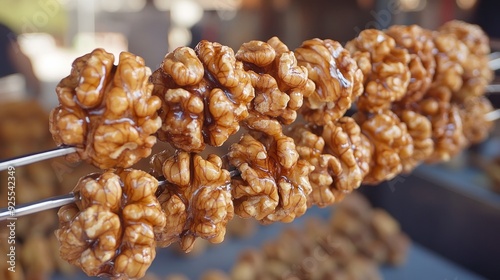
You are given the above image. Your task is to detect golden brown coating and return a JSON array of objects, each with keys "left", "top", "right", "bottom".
[
  {"left": 459, "top": 96, "right": 494, "bottom": 145},
  {"left": 386, "top": 25, "right": 436, "bottom": 104},
  {"left": 55, "top": 170, "right": 166, "bottom": 279},
  {"left": 355, "top": 110, "right": 414, "bottom": 184},
  {"left": 439, "top": 20, "right": 493, "bottom": 101},
  {"left": 396, "top": 110, "right": 434, "bottom": 173},
  {"left": 439, "top": 20, "right": 490, "bottom": 57},
  {"left": 292, "top": 125, "right": 340, "bottom": 207},
  {"left": 430, "top": 32, "right": 467, "bottom": 95},
  {"left": 228, "top": 133, "right": 313, "bottom": 224},
  {"left": 236, "top": 37, "right": 315, "bottom": 126},
  {"left": 346, "top": 29, "right": 411, "bottom": 112},
  {"left": 49, "top": 49, "right": 162, "bottom": 170},
  {"left": 295, "top": 38, "right": 363, "bottom": 124},
  {"left": 416, "top": 87, "right": 467, "bottom": 162},
  {"left": 152, "top": 151, "right": 233, "bottom": 252},
  {"left": 151, "top": 42, "right": 254, "bottom": 152},
  {"left": 292, "top": 117, "right": 372, "bottom": 207}
]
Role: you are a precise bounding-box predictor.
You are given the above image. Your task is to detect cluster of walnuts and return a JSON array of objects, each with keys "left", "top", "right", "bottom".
[{"left": 49, "top": 20, "right": 494, "bottom": 279}]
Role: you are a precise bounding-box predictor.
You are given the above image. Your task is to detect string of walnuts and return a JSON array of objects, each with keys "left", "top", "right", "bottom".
[{"left": 49, "top": 20, "right": 495, "bottom": 279}]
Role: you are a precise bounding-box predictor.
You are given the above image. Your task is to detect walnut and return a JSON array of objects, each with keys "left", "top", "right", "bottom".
[
  {"left": 151, "top": 42, "right": 254, "bottom": 152},
  {"left": 459, "top": 96, "right": 494, "bottom": 145},
  {"left": 236, "top": 37, "right": 315, "bottom": 125},
  {"left": 396, "top": 110, "right": 434, "bottom": 173},
  {"left": 439, "top": 20, "right": 490, "bottom": 56},
  {"left": 56, "top": 204, "right": 121, "bottom": 276},
  {"left": 291, "top": 117, "right": 372, "bottom": 207},
  {"left": 386, "top": 25, "right": 436, "bottom": 104},
  {"left": 49, "top": 49, "right": 162, "bottom": 170},
  {"left": 228, "top": 133, "right": 313, "bottom": 224},
  {"left": 55, "top": 169, "right": 166, "bottom": 279},
  {"left": 243, "top": 115, "right": 299, "bottom": 169},
  {"left": 430, "top": 32, "right": 467, "bottom": 95},
  {"left": 346, "top": 30, "right": 411, "bottom": 112},
  {"left": 153, "top": 151, "right": 233, "bottom": 252},
  {"left": 416, "top": 87, "right": 467, "bottom": 163},
  {"left": 295, "top": 38, "right": 363, "bottom": 125},
  {"left": 439, "top": 20, "right": 493, "bottom": 102},
  {"left": 355, "top": 110, "right": 414, "bottom": 184}
]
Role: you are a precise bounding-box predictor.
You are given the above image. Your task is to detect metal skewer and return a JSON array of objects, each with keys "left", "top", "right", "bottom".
[
  {"left": 0, "top": 146, "right": 77, "bottom": 171},
  {"left": 0, "top": 169, "right": 240, "bottom": 221},
  {"left": 484, "top": 109, "right": 500, "bottom": 122},
  {"left": 0, "top": 193, "right": 75, "bottom": 221},
  {"left": 485, "top": 84, "right": 500, "bottom": 93},
  {"left": 489, "top": 52, "right": 500, "bottom": 71}
]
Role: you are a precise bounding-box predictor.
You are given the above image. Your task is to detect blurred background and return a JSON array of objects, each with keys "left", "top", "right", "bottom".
[{"left": 0, "top": 0, "right": 500, "bottom": 279}]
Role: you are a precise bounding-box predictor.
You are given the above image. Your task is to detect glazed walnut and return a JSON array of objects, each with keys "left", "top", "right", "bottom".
[
  {"left": 459, "top": 96, "right": 494, "bottom": 145},
  {"left": 153, "top": 151, "right": 234, "bottom": 252},
  {"left": 295, "top": 38, "right": 363, "bottom": 125},
  {"left": 386, "top": 25, "right": 436, "bottom": 104},
  {"left": 396, "top": 110, "right": 434, "bottom": 173},
  {"left": 355, "top": 110, "right": 414, "bottom": 184},
  {"left": 416, "top": 87, "right": 467, "bottom": 163},
  {"left": 346, "top": 29, "right": 411, "bottom": 112},
  {"left": 291, "top": 118, "right": 372, "bottom": 207},
  {"left": 236, "top": 37, "right": 315, "bottom": 125},
  {"left": 49, "top": 49, "right": 162, "bottom": 170},
  {"left": 430, "top": 32, "right": 468, "bottom": 95},
  {"left": 439, "top": 20, "right": 493, "bottom": 101},
  {"left": 151, "top": 41, "right": 254, "bottom": 152},
  {"left": 56, "top": 170, "right": 166, "bottom": 279},
  {"left": 439, "top": 20, "right": 490, "bottom": 57},
  {"left": 228, "top": 133, "right": 313, "bottom": 224}
]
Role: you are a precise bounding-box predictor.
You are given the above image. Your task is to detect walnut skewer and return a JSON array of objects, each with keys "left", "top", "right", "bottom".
[
  {"left": 2, "top": 20, "right": 497, "bottom": 280},
  {"left": 0, "top": 169, "right": 241, "bottom": 221}
]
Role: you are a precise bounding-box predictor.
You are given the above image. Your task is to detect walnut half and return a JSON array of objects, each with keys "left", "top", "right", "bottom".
[
  {"left": 153, "top": 151, "right": 234, "bottom": 252},
  {"left": 56, "top": 169, "right": 166, "bottom": 279},
  {"left": 228, "top": 133, "right": 313, "bottom": 224},
  {"left": 49, "top": 49, "right": 162, "bottom": 170},
  {"left": 151, "top": 41, "right": 254, "bottom": 152}
]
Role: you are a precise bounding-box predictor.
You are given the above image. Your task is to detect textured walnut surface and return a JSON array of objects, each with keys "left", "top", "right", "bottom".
[
  {"left": 228, "top": 133, "right": 313, "bottom": 224},
  {"left": 430, "top": 32, "right": 467, "bottom": 95},
  {"left": 49, "top": 49, "right": 162, "bottom": 169},
  {"left": 459, "top": 96, "right": 494, "bottom": 145},
  {"left": 386, "top": 25, "right": 436, "bottom": 105},
  {"left": 295, "top": 38, "right": 363, "bottom": 125},
  {"left": 415, "top": 87, "right": 467, "bottom": 163},
  {"left": 395, "top": 110, "right": 434, "bottom": 173},
  {"left": 291, "top": 117, "right": 372, "bottom": 207},
  {"left": 237, "top": 37, "right": 316, "bottom": 164},
  {"left": 56, "top": 169, "right": 166, "bottom": 279},
  {"left": 153, "top": 151, "right": 233, "bottom": 252},
  {"left": 346, "top": 29, "right": 411, "bottom": 112},
  {"left": 355, "top": 110, "right": 414, "bottom": 184},
  {"left": 151, "top": 41, "right": 254, "bottom": 152},
  {"left": 439, "top": 20, "right": 493, "bottom": 102},
  {"left": 237, "top": 37, "right": 314, "bottom": 126}
]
